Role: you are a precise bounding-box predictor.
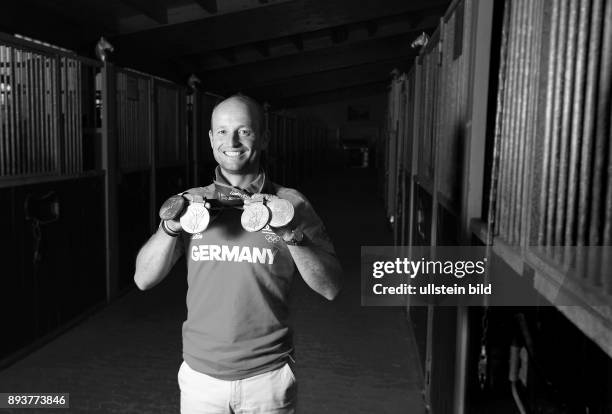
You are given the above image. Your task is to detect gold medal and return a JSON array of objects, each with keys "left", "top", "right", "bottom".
[
  {"left": 267, "top": 198, "right": 295, "bottom": 228},
  {"left": 180, "top": 202, "right": 210, "bottom": 234},
  {"left": 241, "top": 202, "right": 270, "bottom": 232}
]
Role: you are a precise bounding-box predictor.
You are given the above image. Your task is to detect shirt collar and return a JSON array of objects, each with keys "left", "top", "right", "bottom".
[{"left": 213, "top": 166, "right": 267, "bottom": 195}]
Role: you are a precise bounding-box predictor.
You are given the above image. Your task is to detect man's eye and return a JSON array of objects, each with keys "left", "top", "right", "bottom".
[
  {"left": 239, "top": 129, "right": 251, "bottom": 136},
  {"left": 217, "top": 130, "right": 226, "bottom": 135}
]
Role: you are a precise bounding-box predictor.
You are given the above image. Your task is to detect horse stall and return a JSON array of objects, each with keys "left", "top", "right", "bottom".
[
  {"left": 0, "top": 32, "right": 191, "bottom": 366},
  {"left": 384, "top": 0, "right": 612, "bottom": 411},
  {"left": 0, "top": 35, "right": 106, "bottom": 365}
]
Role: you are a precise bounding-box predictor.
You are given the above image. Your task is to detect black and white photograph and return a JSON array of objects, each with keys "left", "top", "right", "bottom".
[{"left": 0, "top": 0, "right": 611, "bottom": 413}]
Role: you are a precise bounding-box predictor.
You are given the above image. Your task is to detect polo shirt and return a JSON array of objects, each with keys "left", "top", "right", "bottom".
[{"left": 179, "top": 168, "right": 335, "bottom": 380}]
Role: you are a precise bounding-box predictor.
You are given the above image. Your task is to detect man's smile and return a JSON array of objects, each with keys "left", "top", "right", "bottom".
[{"left": 222, "top": 149, "right": 247, "bottom": 158}]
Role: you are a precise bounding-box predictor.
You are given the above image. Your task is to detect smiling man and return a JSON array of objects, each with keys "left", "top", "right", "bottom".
[{"left": 134, "top": 94, "right": 343, "bottom": 414}]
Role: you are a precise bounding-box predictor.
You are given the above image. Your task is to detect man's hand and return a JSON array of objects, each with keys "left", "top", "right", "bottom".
[{"left": 270, "top": 195, "right": 342, "bottom": 300}]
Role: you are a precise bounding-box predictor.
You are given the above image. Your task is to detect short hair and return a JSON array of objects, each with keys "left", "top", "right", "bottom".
[{"left": 211, "top": 93, "right": 265, "bottom": 133}]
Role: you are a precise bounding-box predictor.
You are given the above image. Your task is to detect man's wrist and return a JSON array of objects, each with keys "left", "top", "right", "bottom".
[
  {"left": 160, "top": 220, "right": 181, "bottom": 237},
  {"left": 282, "top": 228, "right": 304, "bottom": 246}
]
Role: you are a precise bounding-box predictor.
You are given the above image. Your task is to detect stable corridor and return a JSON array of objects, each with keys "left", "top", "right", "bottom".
[{"left": 0, "top": 168, "right": 424, "bottom": 414}]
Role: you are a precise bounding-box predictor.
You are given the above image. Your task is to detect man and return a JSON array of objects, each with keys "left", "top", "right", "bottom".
[{"left": 133, "top": 94, "right": 343, "bottom": 413}]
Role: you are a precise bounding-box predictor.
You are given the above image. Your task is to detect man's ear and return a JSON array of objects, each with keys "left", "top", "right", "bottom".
[{"left": 209, "top": 130, "right": 213, "bottom": 147}]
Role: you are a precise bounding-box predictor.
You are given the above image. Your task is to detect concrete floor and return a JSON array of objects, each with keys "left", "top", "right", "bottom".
[{"left": 0, "top": 168, "right": 425, "bottom": 413}]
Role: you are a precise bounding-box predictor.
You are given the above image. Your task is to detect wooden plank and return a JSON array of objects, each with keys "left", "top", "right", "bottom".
[
  {"left": 121, "top": 0, "right": 168, "bottom": 24},
  {"left": 111, "top": 0, "right": 449, "bottom": 61}
]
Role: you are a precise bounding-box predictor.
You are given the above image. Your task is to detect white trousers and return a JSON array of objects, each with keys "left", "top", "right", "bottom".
[{"left": 178, "top": 361, "right": 297, "bottom": 414}]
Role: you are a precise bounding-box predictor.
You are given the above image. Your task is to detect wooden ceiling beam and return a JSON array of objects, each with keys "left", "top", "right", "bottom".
[
  {"left": 227, "top": 56, "right": 414, "bottom": 102},
  {"left": 111, "top": 0, "right": 449, "bottom": 62},
  {"left": 121, "top": 0, "right": 168, "bottom": 24},
  {"left": 190, "top": 10, "right": 441, "bottom": 72},
  {"left": 193, "top": 0, "right": 218, "bottom": 14},
  {"left": 195, "top": 32, "right": 421, "bottom": 92}
]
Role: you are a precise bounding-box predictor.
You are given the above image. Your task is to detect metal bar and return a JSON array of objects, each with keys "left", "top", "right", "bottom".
[
  {"left": 565, "top": 0, "right": 590, "bottom": 250},
  {"left": 519, "top": 0, "right": 536, "bottom": 245},
  {"left": 36, "top": 53, "right": 42, "bottom": 173},
  {"left": 72, "top": 59, "right": 78, "bottom": 173},
  {"left": 604, "top": 0, "right": 612, "bottom": 248},
  {"left": 47, "top": 55, "right": 53, "bottom": 172},
  {"left": 523, "top": 0, "right": 544, "bottom": 248},
  {"left": 3, "top": 45, "right": 9, "bottom": 176},
  {"left": 18, "top": 49, "right": 24, "bottom": 175},
  {"left": 588, "top": 0, "right": 610, "bottom": 248},
  {"left": 16, "top": 49, "right": 23, "bottom": 175},
  {"left": 538, "top": 0, "right": 560, "bottom": 246},
  {"left": 40, "top": 55, "right": 47, "bottom": 173},
  {"left": 34, "top": 53, "right": 41, "bottom": 173},
  {"left": 545, "top": 0, "right": 568, "bottom": 249},
  {"left": 33, "top": 53, "right": 39, "bottom": 173},
  {"left": 39, "top": 54, "right": 46, "bottom": 173},
  {"left": 59, "top": 57, "right": 66, "bottom": 173},
  {"left": 0, "top": 46, "right": 6, "bottom": 176},
  {"left": 510, "top": 0, "right": 527, "bottom": 245},
  {"left": 24, "top": 51, "right": 30, "bottom": 174},
  {"left": 8, "top": 47, "right": 16, "bottom": 177},
  {"left": 555, "top": 0, "right": 579, "bottom": 251},
  {"left": 118, "top": 73, "right": 124, "bottom": 170},
  {"left": 591, "top": 0, "right": 612, "bottom": 289},
  {"left": 34, "top": 52, "right": 40, "bottom": 174},
  {"left": 27, "top": 51, "right": 35, "bottom": 175},
  {"left": 65, "top": 58, "right": 72, "bottom": 173},
  {"left": 54, "top": 55, "right": 63, "bottom": 175},
  {"left": 77, "top": 61, "right": 83, "bottom": 172},
  {"left": 499, "top": 0, "right": 517, "bottom": 241}
]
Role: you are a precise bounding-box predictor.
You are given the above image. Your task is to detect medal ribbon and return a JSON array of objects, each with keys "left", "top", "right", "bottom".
[{"left": 213, "top": 169, "right": 269, "bottom": 207}]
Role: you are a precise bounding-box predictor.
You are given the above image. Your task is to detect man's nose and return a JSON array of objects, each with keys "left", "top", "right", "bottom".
[{"left": 227, "top": 130, "right": 241, "bottom": 146}]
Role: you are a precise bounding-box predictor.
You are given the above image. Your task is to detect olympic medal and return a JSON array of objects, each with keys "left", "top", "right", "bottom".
[
  {"left": 250, "top": 193, "right": 266, "bottom": 202},
  {"left": 267, "top": 198, "right": 295, "bottom": 228},
  {"left": 180, "top": 202, "right": 210, "bottom": 234},
  {"left": 241, "top": 203, "right": 270, "bottom": 232},
  {"left": 159, "top": 194, "right": 186, "bottom": 220}
]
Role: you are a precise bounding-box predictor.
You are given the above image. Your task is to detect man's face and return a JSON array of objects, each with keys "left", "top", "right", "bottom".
[{"left": 209, "top": 98, "right": 268, "bottom": 176}]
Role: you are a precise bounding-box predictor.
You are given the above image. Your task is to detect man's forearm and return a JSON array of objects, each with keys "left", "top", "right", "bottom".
[
  {"left": 134, "top": 226, "right": 181, "bottom": 290},
  {"left": 288, "top": 245, "right": 343, "bottom": 300}
]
